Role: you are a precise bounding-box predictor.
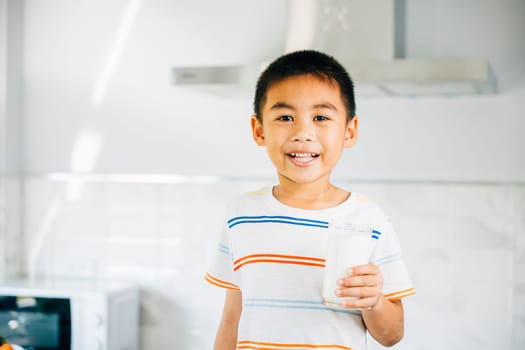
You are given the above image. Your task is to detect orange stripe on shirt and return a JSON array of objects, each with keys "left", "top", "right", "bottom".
[
  {"left": 205, "top": 276, "right": 239, "bottom": 291},
  {"left": 384, "top": 288, "right": 415, "bottom": 300},
  {"left": 234, "top": 253, "right": 325, "bottom": 265},
  {"left": 205, "top": 273, "right": 240, "bottom": 291},
  {"left": 234, "top": 259, "right": 325, "bottom": 271},
  {"left": 237, "top": 346, "right": 351, "bottom": 350},
  {"left": 205, "top": 273, "right": 239, "bottom": 288},
  {"left": 237, "top": 340, "right": 351, "bottom": 349}
]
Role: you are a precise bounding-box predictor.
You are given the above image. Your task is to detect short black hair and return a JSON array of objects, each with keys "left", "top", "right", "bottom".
[{"left": 253, "top": 50, "right": 356, "bottom": 122}]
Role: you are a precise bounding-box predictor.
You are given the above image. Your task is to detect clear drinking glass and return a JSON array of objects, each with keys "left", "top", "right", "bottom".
[{"left": 322, "top": 223, "right": 373, "bottom": 307}]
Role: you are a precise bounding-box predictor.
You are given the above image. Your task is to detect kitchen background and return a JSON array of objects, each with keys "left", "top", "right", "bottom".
[{"left": 1, "top": 0, "right": 525, "bottom": 349}]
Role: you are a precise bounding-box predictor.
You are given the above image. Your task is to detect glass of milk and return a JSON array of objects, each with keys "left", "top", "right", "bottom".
[{"left": 322, "top": 223, "right": 373, "bottom": 307}]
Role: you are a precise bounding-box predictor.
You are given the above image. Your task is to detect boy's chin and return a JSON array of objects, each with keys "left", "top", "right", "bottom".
[{"left": 278, "top": 172, "right": 328, "bottom": 185}]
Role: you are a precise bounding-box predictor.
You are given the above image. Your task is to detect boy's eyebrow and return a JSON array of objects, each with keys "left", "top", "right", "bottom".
[
  {"left": 269, "top": 102, "right": 338, "bottom": 111},
  {"left": 312, "top": 102, "right": 338, "bottom": 111},
  {"left": 269, "top": 102, "right": 294, "bottom": 110}
]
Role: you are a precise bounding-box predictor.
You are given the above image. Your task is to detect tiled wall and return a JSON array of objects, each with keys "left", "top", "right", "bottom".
[
  {"left": 0, "top": 176, "right": 4, "bottom": 278},
  {"left": 15, "top": 176, "right": 525, "bottom": 349},
  {"left": 0, "top": 175, "right": 22, "bottom": 280}
]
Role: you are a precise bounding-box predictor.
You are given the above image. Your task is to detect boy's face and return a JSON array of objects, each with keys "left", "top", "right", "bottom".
[{"left": 251, "top": 74, "right": 358, "bottom": 187}]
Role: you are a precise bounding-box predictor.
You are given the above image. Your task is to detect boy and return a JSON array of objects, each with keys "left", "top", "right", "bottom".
[{"left": 206, "top": 50, "right": 415, "bottom": 350}]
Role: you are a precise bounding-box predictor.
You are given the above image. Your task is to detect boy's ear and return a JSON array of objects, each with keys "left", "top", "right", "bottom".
[
  {"left": 251, "top": 115, "right": 266, "bottom": 146},
  {"left": 344, "top": 116, "right": 358, "bottom": 148}
]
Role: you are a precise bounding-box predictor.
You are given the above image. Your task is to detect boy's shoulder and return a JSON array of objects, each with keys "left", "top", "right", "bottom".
[
  {"left": 237, "top": 187, "right": 269, "bottom": 201},
  {"left": 224, "top": 188, "right": 389, "bottom": 221},
  {"left": 348, "top": 192, "right": 385, "bottom": 214},
  {"left": 346, "top": 192, "right": 395, "bottom": 231},
  {"left": 351, "top": 192, "right": 387, "bottom": 211},
  {"left": 350, "top": 192, "right": 372, "bottom": 204}
]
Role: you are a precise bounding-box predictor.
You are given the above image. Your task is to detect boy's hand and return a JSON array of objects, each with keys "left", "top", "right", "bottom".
[{"left": 335, "top": 264, "right": 383, "bottom": 310}]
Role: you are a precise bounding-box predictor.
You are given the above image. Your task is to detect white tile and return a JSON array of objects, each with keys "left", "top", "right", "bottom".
[
  {"left": 514, "top": 185, "right": 525, "bottom": 348},
  {"left": 157, "top": 184, "right": 190, "bottom": 213},
  {"left": 514, "top": 283, "right": 525, "bottom": 345},
  {"left": 54, "top": 206, "right": 108, "bottom": 239},
  {"left": 0, "top": 176, "right": 23, "bottom": 277},
  {"left": 362, "top": 184, "right": 518, "bottom": 350},
  {"left": 47, "top": 238, "right": 103, "bottom": 278},
  {"left": 0, "top": 176, "right": 5, "bottom": 278},
  {"left": 515, "top": 186, "right": 525, "bottom": 285},
  {"left": 157, "top": 213, "right": 183, "bottom": 238},
  {"left": 402, "top": 282, "right": 513, "bottom": 349},
  {"left": 514, "top": 187, "right": 525, "bottom": 348},
  {"left": 17, "top": 179, "right": 525, "bottom": 350},
  {"left": 24, "top": 178, "right": 64, "bottom": 220},
  {"left": 105, "top": 241, "right": 160, "bottom": 268},
  {"left": 106, "top": 183, "right": 158, "bottom": 212},
  {"left": 67, "top": 182, "right": 107, "bottom": 206},
  {"left": 449, "top": 249, "right": 513, "bottom": 283},
  {"left": 108, "top": 211, "right": 158, "bottom": 238}
]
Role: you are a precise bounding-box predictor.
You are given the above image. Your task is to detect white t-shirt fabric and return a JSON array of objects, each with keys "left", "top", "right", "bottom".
[{"left": 206, "top": 187, "right": 415, "bottom": 350}]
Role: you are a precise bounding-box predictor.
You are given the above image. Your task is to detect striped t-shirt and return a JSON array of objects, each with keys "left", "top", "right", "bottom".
[{"left": 206, "top": 188, "right": 415, "bottom": 350}]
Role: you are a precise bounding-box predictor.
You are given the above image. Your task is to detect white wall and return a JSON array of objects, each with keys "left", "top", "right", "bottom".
[
  {"left": 21, "top": 177, "right": 525, "bottom": 349},
  {"left": 21, "top": 0, "right": 525, "bottom": 181},
  {"left": 23, "top": 0, "right": 287, "bottom": 176},
  {"left": 336, "top": 91, "right": 525, "bottom": 182},
  {"left": 0, "top": 0, "right": 24, "bottom": 280},
  {"left": 6, "top": 1, "right": 525, "bottom": 349},
  {"left": 0, "top": 0, "right": 23, "bottom": 174},
  {"left": 406, "top": 0, "right": 525, "bottom": 92}
]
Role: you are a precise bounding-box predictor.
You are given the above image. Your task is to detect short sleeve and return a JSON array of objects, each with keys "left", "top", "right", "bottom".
[
  {"left": 370, "top": 209, "right": 415, "bottom": 301},
  {"left": 205, "top": 224, "right": 241, "bottom": 291}
]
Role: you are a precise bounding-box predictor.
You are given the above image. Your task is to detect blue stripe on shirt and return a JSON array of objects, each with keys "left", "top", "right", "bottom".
[
  {"left": 243, "top": 298, "right": 361, "bottom": 316},
  {"left": 228, "top": 216, "right": 329, "bottom": 229},
  {"left": 372, "top": 254, "right": 401, "bottom": 266},
  {"left": 218, "top": 246, "right": 230, "bottom": 255}
]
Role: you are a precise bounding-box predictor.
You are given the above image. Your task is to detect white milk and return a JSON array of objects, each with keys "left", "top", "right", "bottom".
[{"left": 322, "top": 224, "right": 372, "bottom": 307}]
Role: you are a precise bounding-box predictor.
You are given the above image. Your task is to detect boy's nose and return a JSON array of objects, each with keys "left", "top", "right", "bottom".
[
  {"left": 292, "top": 134, "right": 313, "bottom": 142},
  {"left": 291, "top": 120, "right": 315, "bottom": 142}
]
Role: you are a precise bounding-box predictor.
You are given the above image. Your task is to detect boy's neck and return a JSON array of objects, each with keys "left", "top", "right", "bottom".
[{"left": 272, "top": 180, "right": 350, "bottom": 210}]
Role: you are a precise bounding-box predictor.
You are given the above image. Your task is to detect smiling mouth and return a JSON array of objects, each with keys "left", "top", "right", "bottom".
[{"left": 287, "top": 152, "right": 319, "bottom": 163}]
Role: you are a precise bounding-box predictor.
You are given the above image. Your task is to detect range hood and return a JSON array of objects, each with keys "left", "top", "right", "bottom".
[{"left": 173, "top": 0, "right": 496, "bottom": 96}]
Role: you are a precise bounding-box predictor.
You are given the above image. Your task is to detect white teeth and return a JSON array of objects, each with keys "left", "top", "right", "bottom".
[
  {"left": 288, "top": 152, "right": 318, "bottom": 163},
  {"left": 295, "top": 157, "right": 312, "bottom": 163},
  {"left": 289, "top": 152, "right": 318, "bottom": 158}
]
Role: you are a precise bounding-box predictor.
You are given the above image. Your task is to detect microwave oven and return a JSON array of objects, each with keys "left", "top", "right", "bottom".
[{"left": 0, "top": 279, "right": 139, "bottom": 350}]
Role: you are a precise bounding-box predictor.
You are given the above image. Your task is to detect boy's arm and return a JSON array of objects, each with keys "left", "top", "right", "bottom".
[
  {"left": 336, "top": 264, "right": 404, "bottom": 346},
  {"left": 362, "top": 296, "right": 404, "bottom": 346},
  {"left": 214, "top": 290, "right": 242, "bottom": 350}
]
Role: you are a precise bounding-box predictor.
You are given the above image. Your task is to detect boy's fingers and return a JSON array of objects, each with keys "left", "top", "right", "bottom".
[
  {"left": 338, "top": 275, "right": 377, "bottom": 287},
  {"left": 347, "top": 264, "right": 380, "bottom": 276},
  {"left": 335, "top": 286, "right": 379, "bottom": 298},
  {"left": 341, "top": 296, "right": 376, "bottom": 310}
]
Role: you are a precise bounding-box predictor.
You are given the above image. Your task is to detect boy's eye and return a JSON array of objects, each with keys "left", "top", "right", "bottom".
[
  {"left": 278, "top": 115, "right": 294, "bottom": 121},
  {"left": 314, "top": 115, "right": 328, "bottom": 121}
]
